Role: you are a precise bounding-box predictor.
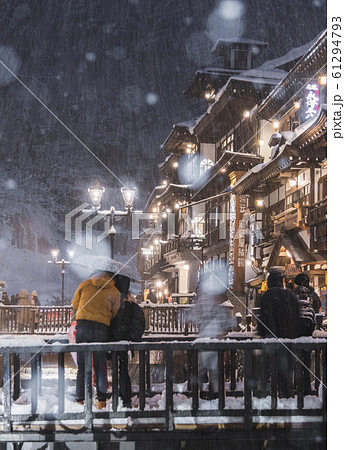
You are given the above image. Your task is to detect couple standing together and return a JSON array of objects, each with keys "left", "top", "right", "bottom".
[{"left": 71, "top": 271, "right": 133, "bottom": 409}]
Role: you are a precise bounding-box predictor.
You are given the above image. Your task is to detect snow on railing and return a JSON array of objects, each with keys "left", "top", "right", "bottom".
[{"left": 0, "top": 338, "right": 326, "bottom": 439}]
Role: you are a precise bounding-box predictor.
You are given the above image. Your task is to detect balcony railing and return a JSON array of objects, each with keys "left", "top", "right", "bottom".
[
  {"left": 272, "top": 204, "right": 308, "bottom": 235},
  {"left": 0, "top": 338, "right": 326, "bottom": 441},
  {"left": 143, "top": 304, "right": 198, "bottom": 334},
  {"left": 0, "top": 306, "right": 72, "bottom": 334},
  {"left": 307, "top": 198, "right": 327, "bottom": 226}
]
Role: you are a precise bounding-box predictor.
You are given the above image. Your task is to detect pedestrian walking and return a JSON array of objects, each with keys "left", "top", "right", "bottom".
[
  {"left": 16, "top": 289, "right": 32, "bottom": 332},
  {"left": 72, "top": 271, "right": 121, "bottom": 409},
  {"left": 191, "top": 269, "right": 233, "bottom": 399},
  {"left": 31, "top": 290, "right": 41, "bottom": 330},
  {"left": 135, "top": 292, "right": 143, "bottom": 304},
  {"left": 258, "top": 268, "right": 300, "bottom": 398}
]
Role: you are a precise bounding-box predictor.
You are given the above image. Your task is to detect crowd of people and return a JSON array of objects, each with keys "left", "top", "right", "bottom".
[
  {"left": 1, "top": 266, "right": 322, "bottom": 408},
  {"left": 257, "top": 268, "right": 321, "bottom": 398}
]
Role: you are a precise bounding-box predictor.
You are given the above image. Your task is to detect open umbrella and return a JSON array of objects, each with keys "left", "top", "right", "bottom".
[{"left": 72, "top": 255, "right": 139, "bottom": 282}]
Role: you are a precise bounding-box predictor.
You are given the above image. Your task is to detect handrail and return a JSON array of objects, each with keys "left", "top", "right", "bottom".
[
  {"left": 0, "top": 304, "right": 203, "bottom": 335},
  {"left": 0, "top": 338, "right": 327, "bottom": 438}
]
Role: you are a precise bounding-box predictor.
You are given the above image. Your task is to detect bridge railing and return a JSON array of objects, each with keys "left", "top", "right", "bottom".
[
  {"left": 0, "top": 305, "right": 202, "bottom": 335},
  {"left": 0, "top": 306, "right": 73, "bottom": 334},
  {"left": 0, "top": 338, "right": 326, "bottom": 439}
]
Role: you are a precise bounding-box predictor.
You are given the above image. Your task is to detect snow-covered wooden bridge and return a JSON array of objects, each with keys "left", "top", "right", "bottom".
[{"left": 0, "top": 330, "right": 327, "bottom": 448}]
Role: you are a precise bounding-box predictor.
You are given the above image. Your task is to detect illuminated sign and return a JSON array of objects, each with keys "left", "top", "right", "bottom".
[{"left": 304, "top": 82, "right": 320, "bottom": 120}]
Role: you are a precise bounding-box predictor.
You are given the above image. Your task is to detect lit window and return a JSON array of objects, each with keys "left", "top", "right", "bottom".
[
  {"left": 200, "top": 159, "right": 215, "bottom": 173},
  {"left": 192, "top": 215, "right": 205, "bottom": 236}
]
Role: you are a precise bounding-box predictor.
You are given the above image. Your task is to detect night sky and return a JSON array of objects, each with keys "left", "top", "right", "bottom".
[{"left": 0, "top": 0, "right": 326, "bottom": 297}]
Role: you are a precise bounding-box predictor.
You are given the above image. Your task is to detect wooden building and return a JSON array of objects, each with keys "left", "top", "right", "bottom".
[{"left": 138, "top": 32, "right": 327, "bottom": 315}]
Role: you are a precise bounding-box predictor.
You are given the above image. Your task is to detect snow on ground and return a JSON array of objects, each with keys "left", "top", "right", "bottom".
[{"left": 0, "top": 373, "right": 322, "bottom": 416}]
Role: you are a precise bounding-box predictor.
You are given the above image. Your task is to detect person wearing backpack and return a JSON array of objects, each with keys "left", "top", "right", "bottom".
[
  {"left": 294, "top": 272, "right": 320, "bottom": 395},
  {"left": 108, "top": 274, "right": 145, "bottom": 407}
]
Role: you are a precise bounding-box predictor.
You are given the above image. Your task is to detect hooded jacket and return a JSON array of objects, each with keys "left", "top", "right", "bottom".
[
  {"left": 16, "top": 289, "right": 31, "bottom": 306},
  {"left": 72, "top": 273, "right": 121, "bottom": 326},
  {"left": 258, "top": 287, "right": 300, "bottom": 339}
]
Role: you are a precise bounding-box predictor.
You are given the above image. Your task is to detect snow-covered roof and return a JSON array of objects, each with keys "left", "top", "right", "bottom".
[
  {"left": 260, "top": 33, "right": 323, "bottom": 71},
  {"left": 174, "top": 118, "right": 197, "bottom": 130},
  {"left": 156, "top": 183, "right": 191, "bottom": 200},
  {"left": 158, "top": 153, "right": 174, "bottom": 169},
  {"left": 211, "top": 37, "right": 268, "bottom": 54},
  {"left": 195, "top": 67, "right": 234, "bottom": 76},
  {"left": 238, "top": 67, "right": 287, "bottom": 81},
  {"left": 230, "top": 75, "right": 281, "bottom": 86}
]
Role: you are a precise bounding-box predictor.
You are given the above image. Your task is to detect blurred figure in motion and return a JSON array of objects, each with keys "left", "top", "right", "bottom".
[
  {"left": 16, "top": 289, "right": 31, "bottom": 332},
  {"left": 191, "top": 268, "right": 234, "bottom": 399},
  {"left": 31, "top": 290, "right": 40, "bottom": 330}
]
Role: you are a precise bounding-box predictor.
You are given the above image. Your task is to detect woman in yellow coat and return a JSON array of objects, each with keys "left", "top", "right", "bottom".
[{"left": 72, "top": 271, "right": 121, "bottom": 409}]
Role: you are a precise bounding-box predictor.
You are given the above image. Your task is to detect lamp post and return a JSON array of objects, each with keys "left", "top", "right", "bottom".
[
  {"left": 86, "top": 179, "right": 138, "bottom": 259},
  {"left": 48, "top": 248, "right": 74, "bottom": 306}
]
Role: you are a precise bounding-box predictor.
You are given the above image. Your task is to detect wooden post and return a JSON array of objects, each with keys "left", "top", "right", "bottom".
[
  {"left": 244, "top": 347, "right": 253, "bottom": 431},
  {"left": 165, "top": 348, "right": 174, "bottom": 431},
  {"left": 218, "top": 350, "right": 225, "bottom": 410},
  {"left": 191, "top": 350, "right": 199, "bottom": 411},
  {"left": 112, "top": 351, "right": 119, "bottom": 412},
  {"left": 13, "top": 353, "right": 20, "bottom": 401},
  {"left": 3, "top": 352, "right": 11, "bottom": 432},
  {"left": 31, "top": 354, "right": 38, "bottom": 414},
  {"left": 139, "top": 350, "right": 146, "bottom": 411},
  {"left": 58, "top": 352, "right": 65, "bottom": 413},
  {"left": 84, "top": 351, "right": 92, "bottom": 430}
]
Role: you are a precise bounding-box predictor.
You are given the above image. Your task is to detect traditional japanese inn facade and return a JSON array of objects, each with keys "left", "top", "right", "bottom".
[{"left": 138, "top": 31, "right": 327, "bottom": 317}]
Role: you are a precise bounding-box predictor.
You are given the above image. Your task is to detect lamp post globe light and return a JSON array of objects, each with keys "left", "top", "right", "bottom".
[
  {"left": 86, "top": 179, "right": 138, "bottom": 259},
  {"left": 48, "top": 248, "right": 74, "bottom": 306}
]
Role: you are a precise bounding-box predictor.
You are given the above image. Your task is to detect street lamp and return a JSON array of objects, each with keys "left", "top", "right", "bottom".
[
  {"left": 48, "top": 248, "right": 74, "bottom": 306},
  {"left": 85, "top": 179, "right": 138, "bottom": 259}
]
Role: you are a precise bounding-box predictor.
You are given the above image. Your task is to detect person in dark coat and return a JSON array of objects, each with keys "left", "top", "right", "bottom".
[
  {"left": 2, "top": 292, "right": 10, "bottom": 305},
  {"left": 147, "top": 289, "right": 158, "bottom": 303},
  {"left": 293, "top": 272, "right": 320, "bottom": 395},
  {"left": 258, "top": 268, "right": 300, "bottom": 398},
  {"left": 294, "top": 273, "right": 321, "bottom": 316},
  {"left": 108, "top": 274, "right": 132, "bottom": 407},
  {"left": 135, "top": 292, "right": 144, "bottom": 304}
]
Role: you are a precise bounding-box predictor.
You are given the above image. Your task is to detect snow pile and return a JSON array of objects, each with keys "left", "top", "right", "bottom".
[{"left": 0, "top": 335, "right": 46, "bottom": 348}]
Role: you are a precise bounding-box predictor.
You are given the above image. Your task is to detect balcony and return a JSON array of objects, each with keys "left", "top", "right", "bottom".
[
  {"left": 272, "top": 204, "right": 308, "bottom": 236},
  {"left": 307, "top": 198, "right": 327, "bottom": 226},
  {"left": 164, "top": 236, "right": 203, "bottom": 265},
  {"left": 307, "top": 198, "right": 327, "bottom": 250}
]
